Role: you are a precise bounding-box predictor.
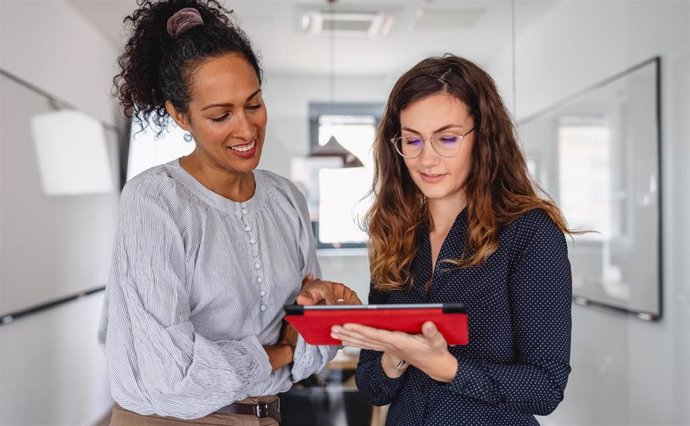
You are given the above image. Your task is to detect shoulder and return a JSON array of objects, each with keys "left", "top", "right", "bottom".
[
  {"left": 256, "top": 169, "right": 312, "bottom": 224},
  {"left": 257, "top": 169, "right": 308, "bottom": 208},
  {"left": 120, "top": 164, "right": 189, "bottom": 215},
  {"left": 257, "top": 169, "right": 303, "bottom": 198},
  {"left": 502, "top": 208, "right": 566, "bottom": 253},
  {"left": 509, "top": 208, "right": 560, "bottom": 234}
]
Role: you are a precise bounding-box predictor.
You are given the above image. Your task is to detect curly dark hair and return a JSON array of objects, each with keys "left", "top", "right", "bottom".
[{"left": 113, "top": 0, "right": 263, "bottom": 131}]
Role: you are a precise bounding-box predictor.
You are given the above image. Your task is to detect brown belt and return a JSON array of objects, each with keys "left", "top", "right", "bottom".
[{"left": 216, "top": 398, "right": 280, "bottom": 423}]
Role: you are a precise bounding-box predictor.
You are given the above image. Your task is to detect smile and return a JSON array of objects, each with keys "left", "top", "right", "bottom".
[{"left": 229, "top": 140, "right": 256, "bottom": 152}]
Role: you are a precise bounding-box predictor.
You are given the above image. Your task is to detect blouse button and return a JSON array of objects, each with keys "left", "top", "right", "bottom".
[
  {"left": 257, "top": 277, "right": 263, "bottom": 283},
  {"left": 255, "top": 262, "right": 261, "bottom": 269},
  {"left": 242, "top": 209, "right": 248, "bottom": 215},
  {"left": 260, "top": 290, "right": 266, "bottom": 297},
  {"left": 245, "top": 225, "right": 252, "bottom": 232},
  {"left": 260, "top": 304, "right": 267, "bottom": 312},
  {"left": 250, "top": 238, "right": 257, "bottom": 244}
]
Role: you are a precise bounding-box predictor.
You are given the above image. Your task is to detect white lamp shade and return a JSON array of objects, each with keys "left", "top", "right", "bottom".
[{"left": 30, "top": 110, "right": 114, "bottom": 195}]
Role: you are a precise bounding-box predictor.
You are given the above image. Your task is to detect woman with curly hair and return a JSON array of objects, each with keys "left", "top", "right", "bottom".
[
  {"left": 331, "top": 55, "right": 573, "bottom": 425},
  {"left": 98, "top": 1, "right": 360, "bottom": 424}
]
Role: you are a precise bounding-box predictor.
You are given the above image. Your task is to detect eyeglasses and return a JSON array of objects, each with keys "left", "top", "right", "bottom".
[{"left": 390, "top": 127, "right": 475, "bottom": 159}]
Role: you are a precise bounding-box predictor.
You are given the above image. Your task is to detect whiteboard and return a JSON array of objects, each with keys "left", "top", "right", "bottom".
[{"left": 518, "top": 58, "right": 661, "bottom": 320}]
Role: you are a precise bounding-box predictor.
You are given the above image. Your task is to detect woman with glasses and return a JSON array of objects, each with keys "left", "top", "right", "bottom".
[
  {"left": 98, "top": 1, "right": 361, "bottom": 424},
  {"left": 331, "top": 55, "right": 573, "bottom": 425}
]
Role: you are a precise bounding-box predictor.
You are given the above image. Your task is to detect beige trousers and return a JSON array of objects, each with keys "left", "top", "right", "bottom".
[{"left": 109, "top": 397, "right": 280, "bottom": 426}]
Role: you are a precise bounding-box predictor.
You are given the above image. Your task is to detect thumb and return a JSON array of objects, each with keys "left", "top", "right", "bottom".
[
  {"left": 296, "top": 293, "right": 316, "bottom": 306},
  {"left": 422, "top": 321, "right": 439, "bottom": 338}
]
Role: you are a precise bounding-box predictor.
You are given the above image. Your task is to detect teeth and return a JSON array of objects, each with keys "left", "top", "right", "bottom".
[{"left": 229, "top": 140, "right": 255, "bottom": 153}]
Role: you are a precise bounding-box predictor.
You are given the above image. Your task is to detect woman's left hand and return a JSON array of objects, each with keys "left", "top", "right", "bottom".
[
  {"left": 297, "top": 274, "right": 362, "bottom": 306},
  {"left": 331, "top": 321, "right": 458, "bottom": 383}
]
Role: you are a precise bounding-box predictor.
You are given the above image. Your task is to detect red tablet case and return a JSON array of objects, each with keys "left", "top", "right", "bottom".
[{"left": 284, "top": 303, "right": 469, "bottom": 346}]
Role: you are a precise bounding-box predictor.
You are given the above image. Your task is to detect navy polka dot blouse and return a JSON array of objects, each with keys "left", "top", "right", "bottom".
[{"left": 355, "top": 208, "right": 572, "bottom": 425}]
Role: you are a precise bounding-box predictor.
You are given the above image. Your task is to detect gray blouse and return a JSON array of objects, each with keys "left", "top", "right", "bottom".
[{"left": 98, "top": 159, "right": 337, "bottom": 419}]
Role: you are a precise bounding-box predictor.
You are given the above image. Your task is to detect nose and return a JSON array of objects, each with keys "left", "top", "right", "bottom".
[
  {"left": 234, "top": 112, "right": 255, "bottom": 140},
  {"left": 418, "top": 139, "right": 440, "bottom": 167}
]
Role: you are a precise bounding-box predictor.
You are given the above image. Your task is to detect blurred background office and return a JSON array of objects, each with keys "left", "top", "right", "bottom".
[{"left": 0, "top": 0, "right": 688, "bottom": 425}]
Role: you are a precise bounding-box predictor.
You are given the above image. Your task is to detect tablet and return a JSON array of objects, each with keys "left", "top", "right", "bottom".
[{"left": 284, "top": 303, "right": 468, "bottom": 346}]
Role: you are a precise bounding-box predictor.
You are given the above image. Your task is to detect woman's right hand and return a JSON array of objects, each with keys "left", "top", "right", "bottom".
[
  {"left": 278, "top": 320, "right": 298, "bottom": 350},
  {"left": 264, "top": 321, "right": 299, "bottom": 371},
  {"left": 297, "top": 274, "right": 362, "bottom": 306}
]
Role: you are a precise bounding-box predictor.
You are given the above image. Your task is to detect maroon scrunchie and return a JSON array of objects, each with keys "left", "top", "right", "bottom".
[{"left": 167, "top": 7, "right": 204, "bottom": 38}]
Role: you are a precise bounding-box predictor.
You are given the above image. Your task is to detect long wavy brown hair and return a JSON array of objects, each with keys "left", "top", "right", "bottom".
[{"left": 366, "top": 55, "right": 573, "bottom": 292}]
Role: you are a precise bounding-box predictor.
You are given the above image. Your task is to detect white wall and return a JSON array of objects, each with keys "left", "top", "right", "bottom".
[
  {"left": 493, "top": 1, "right": 690, "bottom": 424},
  {"left": 0, "top": 1, "right": 120, "bottom": 424}
]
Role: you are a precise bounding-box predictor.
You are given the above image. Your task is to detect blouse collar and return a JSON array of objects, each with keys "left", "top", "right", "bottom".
[{"left": 165, "top": 158, "right": 266, "bottom": 216}]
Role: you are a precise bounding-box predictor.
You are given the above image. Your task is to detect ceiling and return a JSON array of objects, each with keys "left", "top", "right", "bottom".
[{"left": 66, "top": 0, "right": 557, "bottom": 78}]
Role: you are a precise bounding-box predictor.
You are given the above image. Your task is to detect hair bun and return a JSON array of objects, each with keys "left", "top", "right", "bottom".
[{"left": 166, "top": 7, "right": 204, "bottom": 38}]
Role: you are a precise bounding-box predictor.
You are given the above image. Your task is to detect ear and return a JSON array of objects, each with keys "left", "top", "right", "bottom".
[{"left": 165, "top": 100, "right": 191, "bottom": 132}]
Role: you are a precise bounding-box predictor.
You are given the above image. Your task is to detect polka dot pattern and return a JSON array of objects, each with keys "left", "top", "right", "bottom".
[{"left": 356, "top": 209, "right": 572, "bottom": 425}]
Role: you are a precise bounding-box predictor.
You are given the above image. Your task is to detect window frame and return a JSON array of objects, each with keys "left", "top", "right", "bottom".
[{"left": 308, "top": 102, "right": 383, "bottom": 250}]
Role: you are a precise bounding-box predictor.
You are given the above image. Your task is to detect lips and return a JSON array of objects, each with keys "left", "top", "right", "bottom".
[
  {"left": 419, "top": 172, "right": 447, "bottom": 183},
  {"left": 227, "top": 139, "right": 258, "bottom": 158}
]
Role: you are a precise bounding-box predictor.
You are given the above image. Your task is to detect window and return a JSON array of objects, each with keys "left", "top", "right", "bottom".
[{"left": 294, "top": 103, "right": 382, "bottom": 249}]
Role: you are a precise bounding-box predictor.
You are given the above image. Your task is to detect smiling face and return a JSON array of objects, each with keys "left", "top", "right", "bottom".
[
  {"left": 168, "top": 53, "right": 267, "bottom": 177},
  {"left": 399, "top": 91, "right": 475, "bottom": 207}
]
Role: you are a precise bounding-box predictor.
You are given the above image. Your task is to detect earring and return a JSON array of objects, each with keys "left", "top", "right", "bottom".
[{"left": 183, "top": 133, "right": 193, "bottom": 142}]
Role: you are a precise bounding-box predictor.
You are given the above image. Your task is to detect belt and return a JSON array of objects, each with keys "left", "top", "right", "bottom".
[{"left": 216, "top": 398, "right": 280, "bottom": 423}]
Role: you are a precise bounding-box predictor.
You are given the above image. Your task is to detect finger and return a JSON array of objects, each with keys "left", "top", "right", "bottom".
[
  {"left": 331, "top": 326, "right": 375, "bottom": 345},
  {"left": 342, "top": 324, "right": 406, "bottom": 348},
  {"left": 422, "top": 321, "right": 447, "bottom": 345},
  {"left": 341, "top": 286, "right": 362, "bottom": 305},
  {"left": 334, "top": 332, "right": 387, "bottom": 351},
  {"left": 422, "top": 321, "right": 438, "bottom": 337},
  {"left": 348, "top": 291, "right": 362, "bottom": 305},
  {"left": 340, "top": 340, "right": 387, "bottom": 352},
  {"left": 343, "top": 322, "right": 392, "bottom": 337},
  {"left": 301, "top": 274, "right": 315, "bottom": 287},
  {"left": 340, "top": 287, "right": 361, "bottom": 305},
  {"left": 319, "top": 286, "right": 338, "bottom": 305},
  {"left": 296, "top": 293, "right": 318, "bottom": 305}
]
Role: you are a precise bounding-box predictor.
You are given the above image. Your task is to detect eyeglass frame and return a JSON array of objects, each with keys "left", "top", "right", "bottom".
[{"left": 390, "top": 127, "right": 476, "bottom": 159}]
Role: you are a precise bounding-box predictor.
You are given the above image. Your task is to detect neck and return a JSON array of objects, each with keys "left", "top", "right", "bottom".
[
  {"left": 428, "top": 194, "right": 467, "bottom": 235},
  {"left": 180, "top": 154, "right": 255, "bottom": 202}
]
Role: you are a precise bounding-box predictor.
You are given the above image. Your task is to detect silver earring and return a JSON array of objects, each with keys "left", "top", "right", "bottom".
[{"left": 183, "top": 133, "right": 193, "bottom": 142}]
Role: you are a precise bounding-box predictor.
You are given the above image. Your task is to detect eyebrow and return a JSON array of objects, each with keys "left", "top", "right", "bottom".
[
  {"left": 401, "top": 124, "right": 466, "bottom": 135},
  {"left": 200, "top": 89, "right": 262, "bottom": 111}
]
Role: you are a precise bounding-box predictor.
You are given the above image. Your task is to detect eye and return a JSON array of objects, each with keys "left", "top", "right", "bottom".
[
  {"left": 210, "top": 114, "right": 230, "bottom": 122},
  {"left": 403, "top": 136, "right": 422, "bottom": 146},
  {"left": 438, "top": 135, "right": 460, "bottom": 144},
  {"left": 247, "top": 103, "right": 263, "bottom": 111}
]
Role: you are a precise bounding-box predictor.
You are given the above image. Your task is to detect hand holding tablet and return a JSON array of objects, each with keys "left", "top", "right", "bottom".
[{"left": 284, "top": 303, "right": 469, "bottom": 346}]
